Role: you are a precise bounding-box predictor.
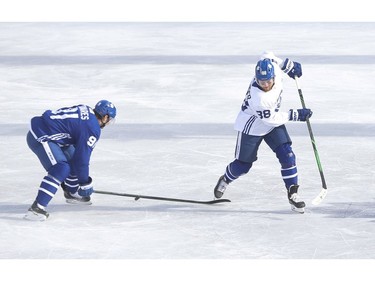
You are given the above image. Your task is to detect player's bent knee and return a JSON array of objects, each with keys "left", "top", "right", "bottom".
[
  {"left": 275, "top": 143, "right": 296, "bottom": 168},
  {"left": 48, "top": 161, "right": 71, "bottom": 183}
]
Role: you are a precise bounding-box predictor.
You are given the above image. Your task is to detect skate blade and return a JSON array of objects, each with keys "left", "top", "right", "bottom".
[
  {"left": 23, "top": 211, "right": 48, "bottom": 221},
  {"left": 291, "top": 205, "right": 305, "bottom": 214},
  {"left": 66, "top": 198, "right": 92, "bottom": 205}
]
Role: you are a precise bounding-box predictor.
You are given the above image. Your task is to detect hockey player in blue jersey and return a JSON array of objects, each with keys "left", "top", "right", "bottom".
[
  {"left": 213, "top": 52, "right": 312, "bottom": 213},
  {"left": 24, "top": 100, "right": 116, "bottom": 221}
]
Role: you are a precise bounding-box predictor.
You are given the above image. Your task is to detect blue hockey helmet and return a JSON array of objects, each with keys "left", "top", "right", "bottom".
[
  {"left": 94, "top": 100, "right": 117, "bottom": 120},
  {"left": 255, "top": 58, "right": 275, "bottom": 81}
]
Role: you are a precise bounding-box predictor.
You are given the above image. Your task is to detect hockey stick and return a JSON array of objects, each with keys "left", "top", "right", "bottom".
[
  {"left": 295, "top": 77, "right": 327, "bottom": 205},
  {"left": 94, "top": 190, "right": 231, "bottom": 205}
]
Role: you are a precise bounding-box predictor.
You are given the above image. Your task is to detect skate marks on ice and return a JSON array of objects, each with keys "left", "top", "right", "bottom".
[{"left": 1, "top": 199, "right": 374, "bottom": 222}]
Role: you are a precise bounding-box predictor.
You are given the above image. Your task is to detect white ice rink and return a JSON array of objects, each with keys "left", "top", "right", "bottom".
[{"left": 1, "top": 22, "right": 375, "bottom": 279}]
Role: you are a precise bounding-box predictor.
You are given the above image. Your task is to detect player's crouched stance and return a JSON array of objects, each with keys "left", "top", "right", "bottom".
[
  {"left": 24, "top": 100, "right": 116, "bottom": 221},
  {"left": 214, "top": 52, "right": 312, "bottom": 214}
]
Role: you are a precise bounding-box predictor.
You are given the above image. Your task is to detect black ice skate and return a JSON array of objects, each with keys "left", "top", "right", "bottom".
[
  {"left": 24, "top": 201, "right": 49, "bottom": 221},
  {"left": 288, "top": 185, "right": 305, "bottom": 214},
  {"left": 61, "top": 182, "right": 92, "bottom": 205},
  {"left": 214, "top": 175, "right": 229, "bottom": 199}
]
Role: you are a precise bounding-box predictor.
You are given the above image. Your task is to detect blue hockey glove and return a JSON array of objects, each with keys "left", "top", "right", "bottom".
[
  {"left": 289, "top": 108, "right": 313, "bottom": 122},
  {"left": 282, "top": 58, "right": 302, "bottom": 79},
  {"left": 78, "top": 177, "right": 94, "bottom": 197}
]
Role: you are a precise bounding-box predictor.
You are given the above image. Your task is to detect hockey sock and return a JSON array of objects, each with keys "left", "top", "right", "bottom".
[
  {"left": 225, "top": 159, "right": 252, "bottom": 182},
  {"left": 281, "top": 165, "right": 298, "bottom": 187},
  {"left": 63, "top": 174, "right": 79, "bottom": 193},
  {"left": 36, "top": 174, "right": 61, "bottom": 207},
  {"left": 275, "top": 143, "right": 298, "bottom": 187}
]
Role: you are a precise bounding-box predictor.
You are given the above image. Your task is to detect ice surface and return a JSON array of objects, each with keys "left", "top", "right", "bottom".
[{"left": 0, "top": 22, "right": 374, "bottom": 279}]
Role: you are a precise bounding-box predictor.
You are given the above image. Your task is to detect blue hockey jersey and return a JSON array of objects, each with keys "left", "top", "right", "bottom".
[{"left": 29, "top": 104, "right": 101, "bottom": 184}]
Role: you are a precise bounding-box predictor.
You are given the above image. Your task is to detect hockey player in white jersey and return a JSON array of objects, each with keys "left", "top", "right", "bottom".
[{"left": 214, "top": 52, "right": 312, "bottom": 213}]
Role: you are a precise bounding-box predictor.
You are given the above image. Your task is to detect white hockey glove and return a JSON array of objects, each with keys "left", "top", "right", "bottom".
[{"left": 260, "top": 51, "right": 283, "bottom": 65}]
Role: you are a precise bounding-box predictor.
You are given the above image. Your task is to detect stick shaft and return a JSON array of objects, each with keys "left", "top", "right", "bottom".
[
  {"left": 94, "top": 190, "right": 231, "bottom": 204},
  {"left": 295, "top": 78, "right": 327, "bottom": 189}
]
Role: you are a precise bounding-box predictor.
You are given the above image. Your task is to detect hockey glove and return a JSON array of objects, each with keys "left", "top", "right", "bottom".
[
  {"left": 289, "top": 109, "right": 313, "bottom": 122},
  {"left": 282, "top": 58, "right": 302, "bottom": 79},
  {"left": 78, "top": 177, "right": 94, "bottom": 197}
]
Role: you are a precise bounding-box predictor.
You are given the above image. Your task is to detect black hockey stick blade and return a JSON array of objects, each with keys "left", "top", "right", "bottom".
[{"left": 94, "top": 190, "right": 231, "bottom": 205}]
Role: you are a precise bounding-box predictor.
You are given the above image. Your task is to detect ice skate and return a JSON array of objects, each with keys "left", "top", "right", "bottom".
[
  {"left": 214, "top": 175, "right": 229, "bottom": 199},
  {"left": 24, "top": 201, "right": 49, "bottom": 221},
  {"left": 61, "top": 182, "right": 92, "bottom": 205},
  {"left": 288, "top": 185, "right": 305, "bottom": 214}
]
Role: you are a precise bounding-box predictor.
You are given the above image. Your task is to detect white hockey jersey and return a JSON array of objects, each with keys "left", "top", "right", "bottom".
[{"left": 234, "top": 52, "right": 290, "bottom": 136}]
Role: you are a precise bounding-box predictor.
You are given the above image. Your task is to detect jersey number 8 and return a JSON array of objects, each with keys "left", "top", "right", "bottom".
[{"left": 256, "top": 110, "right": 271, "bottom": 119}]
